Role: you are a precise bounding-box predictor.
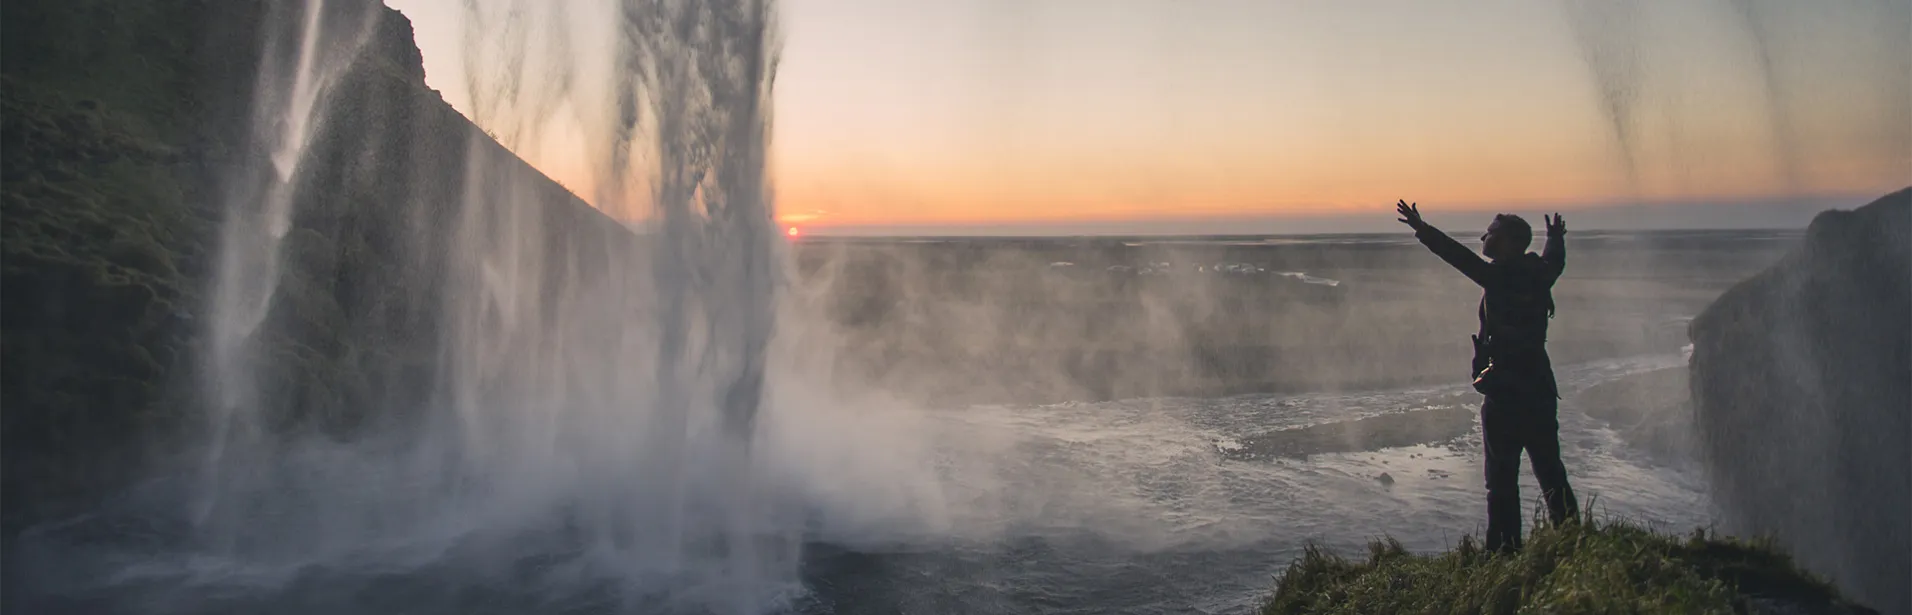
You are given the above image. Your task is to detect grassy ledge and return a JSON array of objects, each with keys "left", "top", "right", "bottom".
[{"left": 1262, "top": 515, "right": 1879, "bottom": 615}]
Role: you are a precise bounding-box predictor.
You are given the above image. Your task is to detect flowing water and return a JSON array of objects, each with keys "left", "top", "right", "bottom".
[
  {"left": 190, "top": 0, "right": 797, "bottom": 611},
  {"left": 197, "top": 0, "right": 378, "bottom": 538}
]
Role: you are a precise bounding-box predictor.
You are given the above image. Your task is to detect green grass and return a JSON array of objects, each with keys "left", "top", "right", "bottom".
[{"left": 1263, "top": 511, "right": 1873, "bottom": 615}]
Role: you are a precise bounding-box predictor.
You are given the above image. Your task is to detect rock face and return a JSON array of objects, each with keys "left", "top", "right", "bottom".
[
  {"left": 1689, "top": 188, "right": 1911, "bottom": 615},
  {"left": 1, "top": 0, "right": 638, "bottom": 534}
]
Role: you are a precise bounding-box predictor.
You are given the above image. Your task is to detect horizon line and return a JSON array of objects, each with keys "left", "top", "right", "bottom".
[
  {"left": 765, "top": 189, "right": 1898, "bottom": 234},
  {"left": 780, "top": 226, "right": 1808, "bottom": 240},
  {"left": 763, "top": 189, "right": 1904, "bottom": 237}
]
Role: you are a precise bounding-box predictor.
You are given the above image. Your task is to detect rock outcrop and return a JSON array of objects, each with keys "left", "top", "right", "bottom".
[
  {"left": 1689, "top": 188, "right": 1911, "bottom": 614},
  {"left": 1, "top": 0, "right": 639, "bottom": 534}
]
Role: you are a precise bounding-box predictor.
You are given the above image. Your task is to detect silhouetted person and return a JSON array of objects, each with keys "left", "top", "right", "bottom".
[{"left": 1396, "top": 200, "right": 1578, "bottom": 553}]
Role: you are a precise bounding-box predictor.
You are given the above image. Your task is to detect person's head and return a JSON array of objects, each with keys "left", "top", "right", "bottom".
[{"left": 1481, "top": 214, "right": 1532, "bottom": 260}]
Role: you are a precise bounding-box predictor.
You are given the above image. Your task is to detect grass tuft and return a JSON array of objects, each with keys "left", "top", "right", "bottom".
[{"left": 1262, "top": 514, "right": 1876, "bottom": 615}]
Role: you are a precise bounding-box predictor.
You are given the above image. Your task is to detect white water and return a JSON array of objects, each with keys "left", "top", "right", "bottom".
[
  {"left": 197, "top": 0, "right": 376, "bottom": 537},
  {"left": 188, "top": 1, "right": 802, "bottom": 612}
]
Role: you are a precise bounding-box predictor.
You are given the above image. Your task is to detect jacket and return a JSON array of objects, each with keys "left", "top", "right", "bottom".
[{"left": 1415, "top": 225, "right": 1565, "bottom": 398}]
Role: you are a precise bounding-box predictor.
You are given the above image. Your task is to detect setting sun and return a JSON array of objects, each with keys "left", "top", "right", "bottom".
[{"left": 786, "top": 226, "right": 801, "bottom": 238}]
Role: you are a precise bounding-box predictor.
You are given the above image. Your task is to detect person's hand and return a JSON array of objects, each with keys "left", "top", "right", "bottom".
[
  {"left": 1396, "top": 200, "right": 1428, "bottom": 231},
  {"left": 1545, "top": 212, "right": 1566, "bottom": 237}
]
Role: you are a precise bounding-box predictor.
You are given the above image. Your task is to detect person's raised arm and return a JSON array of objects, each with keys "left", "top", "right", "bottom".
[
  {"left": 1542, "top": 212, "right": 1567, "bottom": 284},
  {"left": 1397, "top": 200, "right": 1491, "bottom": 287}
]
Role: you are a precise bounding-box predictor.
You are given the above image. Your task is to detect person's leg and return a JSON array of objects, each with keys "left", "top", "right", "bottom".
[
  {"left": 1524, "top": 395, "right": 1579, "bottom": 526},
  {"left": 1481, "top": 397, "right": 1525, "bottom": 552}
]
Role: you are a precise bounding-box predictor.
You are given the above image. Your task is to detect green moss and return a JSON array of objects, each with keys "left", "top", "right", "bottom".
[{"left": 1263, "top": 514, "right": 1875, "bottom": 615}]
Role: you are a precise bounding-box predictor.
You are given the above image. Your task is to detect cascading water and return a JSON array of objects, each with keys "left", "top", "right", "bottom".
[
  {"left": 182, "top": 0, "right": 799, "bottom": 611},
  {"left": 603, "top": 1, "right": 789, "bottom": 600},
  {"left": 1564, "top": 1, "right": 1910, "bottom": 610},
  {"left": 437, "top": 0, "right": 792, "bottom": 607},
  {"left": 1724, "top": 0, "right": 1802, "bottom": 191},
  {"left": 197, "top": 0, "right": 377, "bottom": 543},
  {"left": 1563, "top": 0, "right": 1644, "bottom": 190}
]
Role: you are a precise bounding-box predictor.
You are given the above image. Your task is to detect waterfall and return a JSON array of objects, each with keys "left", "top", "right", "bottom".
[
  {"left": 187, "top": 0, "right": 798, "bottom": 610},
  {"left": 197, "top": 0, "right": 376, "bottom": 543}
]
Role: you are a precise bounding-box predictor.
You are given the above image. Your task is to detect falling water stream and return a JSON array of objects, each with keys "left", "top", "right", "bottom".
[
  {"left": 190, "top": 0, "right": 796, "bottom": 611},
  {"left": 197, "top": 0, "right": 377, "bottom": 543}
]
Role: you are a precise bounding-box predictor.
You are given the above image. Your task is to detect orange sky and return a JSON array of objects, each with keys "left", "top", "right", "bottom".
[{"left": 390, "top": 0, "right": 1910, "bottom": 231}]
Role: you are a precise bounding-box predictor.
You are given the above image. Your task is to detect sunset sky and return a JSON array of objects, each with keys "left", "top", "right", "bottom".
[{"left": 386, "top": 0, "right": 1909, "bottom": 233}]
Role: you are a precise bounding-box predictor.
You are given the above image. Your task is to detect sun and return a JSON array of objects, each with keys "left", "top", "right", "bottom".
[{"left": 786, "top": 226, "right": 801, "bottom": 238}]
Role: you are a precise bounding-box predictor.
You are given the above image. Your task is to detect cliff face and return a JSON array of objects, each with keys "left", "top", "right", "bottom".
[
  {"left": 1689, "top": 188, "right": 1911, "bottom": 614},
  {"left": 1, "top": 0, "right": 638, "bottom": 533}
]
